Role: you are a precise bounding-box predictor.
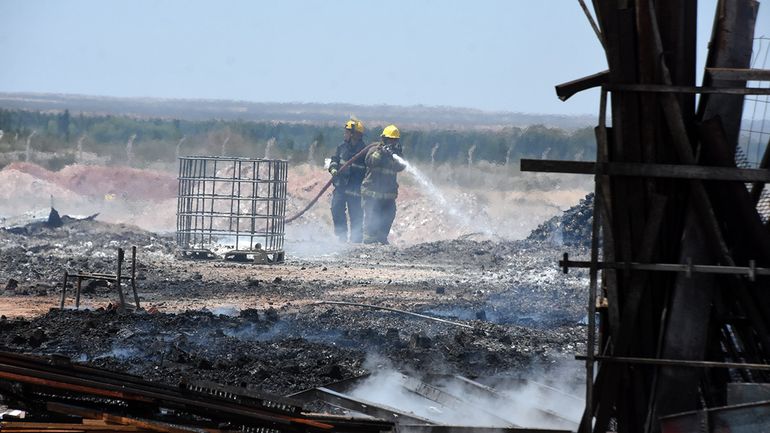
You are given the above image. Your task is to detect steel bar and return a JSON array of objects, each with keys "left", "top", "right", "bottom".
[
  {"left": 314, "top": 301, "right": 474, "bottom": 329},
  {"left": 130, "top": 246, "right": 139, "bottom": 309},
  {"left": 605, "top": 83, "right": 770, "bottom": 95},
  {"left": 400, "top": 426, "right": 571, "bottom": 433},
  {"left": 0, "top": 352, "right": 298, "bottom": 416},
  {"left": 0, "top": 360, "right": 332, "bottom": 430},
  {"left": 560, "top": 256, "right": 769, "bottom": 280},
  {"left": 115, "top": 248, "right": 125, "bottom": 311},
  {"left": 520, "top": 159, "right": 770, "bottom": 182},
  {"left": 399, "top": 376, "right": 518, "bottom": 428},
  {"left": 66, "top": 274, "right": 132, "bottom": 281},
  {"left": 75, "top": 276, "right": 82, "bottom": 309},
  {"left": 575, "top": 355, "right": 770, "bottom": 371},
  {"left": 309, "top": 387, "right": 435, "bottom": 425},
  {"left": 0, "top": 422, "right": 145, "bottom": 431},
  {"left": 59, "top": 271, "right": 68, "bottom": 309}
]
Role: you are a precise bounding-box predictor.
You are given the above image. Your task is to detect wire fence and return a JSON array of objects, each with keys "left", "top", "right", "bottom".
[
  {"left": 738, "top": 36, "right": 770, "bottom": 167},
  {"left": 735, "top": 36, "right": 770, "bottom": 221}
]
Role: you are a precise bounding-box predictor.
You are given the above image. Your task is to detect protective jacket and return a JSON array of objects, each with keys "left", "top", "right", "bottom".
[
  {"left": 329, "top": 139, "right": 367, "bottom": 193},
  {"left": 361, "top": 142, "right": 406, "bottom": 200}
]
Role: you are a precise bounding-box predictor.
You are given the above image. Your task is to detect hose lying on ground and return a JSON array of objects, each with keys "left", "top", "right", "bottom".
[
  {"left": 286, "top": 143, "right": 376, "bottom": 224},
  {"left": 314, "top": 300, "right": 476, "bottom": 330}
]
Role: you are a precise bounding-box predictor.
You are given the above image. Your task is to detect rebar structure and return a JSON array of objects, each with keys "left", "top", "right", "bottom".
[
  {"left": 523, "top": 0, "right": 770, "bottom": 431},
  {"left": 176, "top": 156, "right": 287, "bottom": 263}
]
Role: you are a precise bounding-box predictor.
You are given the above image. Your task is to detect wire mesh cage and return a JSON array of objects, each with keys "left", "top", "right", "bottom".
[
  {"left": 737, "top": 36, "right": 770, "bottom": 221},
  {"left": 176, "top": 156, "right": 287, "bottom": 263}
]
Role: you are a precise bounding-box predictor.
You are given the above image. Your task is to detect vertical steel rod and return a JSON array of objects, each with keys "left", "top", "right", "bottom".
[
  {"left": 115, "top": 248, "right": 126, "bottom": 312},
  {"left": 59, "top": 271, "right": 69, "bottom": 309},
  {"left": 75, "top": 277, "right": 82, "bottom": 310},
  {"left": 130, "top": 246, "right": 140, "bottom": 309}
]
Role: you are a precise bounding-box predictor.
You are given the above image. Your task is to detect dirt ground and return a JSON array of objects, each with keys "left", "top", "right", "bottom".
[{"left": 0, "top": 161, "right": 592, "bottom": 424}]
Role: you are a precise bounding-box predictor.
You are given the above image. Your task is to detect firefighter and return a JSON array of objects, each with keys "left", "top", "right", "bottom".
[
  {"left": 361, "top": 124, "right": 406, "bottom": 244},
  {"left": 328, "top": 119, "right": 367, "bottom": 242}
]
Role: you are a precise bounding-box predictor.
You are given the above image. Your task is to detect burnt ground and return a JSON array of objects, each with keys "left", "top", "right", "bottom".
[{"left": 0, "top": 205, "right": 591, "bottom": 399}]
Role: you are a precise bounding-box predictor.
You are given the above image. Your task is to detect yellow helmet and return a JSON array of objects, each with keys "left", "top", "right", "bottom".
[
  {"left": 381, "top": 124, "right": 400, "bottom": 139},
  {"left": 345, "top": 119, "right": 364, "bottom": 134}
]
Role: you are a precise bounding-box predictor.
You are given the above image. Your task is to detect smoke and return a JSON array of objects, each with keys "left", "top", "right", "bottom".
[
  {"left": 221, "top": 134, "right": 231, "bottom": 156},
  {"left": 307, "top": 140, "right": 318, "bottom": 164},
  {"left": 430, "top": 143, "right": 440, "bottom": 167},
  {"left": 467, "top": 143, "right": 477, "bottom": 169},
  {"left": 264, "top": 137, "right": 276, "bottom": 159},
  {"left": 25, "top": 131, "right": 37, "bottom": 162},
  {"left": 77, "top": 134, "right": 86, "bottom": 162},
  {"left": 0, "top": 130, "right": 4, "bottom": 142},
  {"left": 505, "top": 141, "right": 517, "bottom": 166},
  {"left": 175, "top": 136, "right": 186, "bottom": 160},
  {"left": 349, "top": 358, "right": 583, "bottom": 430},
  {"left": 284, "top": 220, "right": 352, "bottom": 258},
  {"left": 126, "top": 134, "right": 137, "bottom": 164}
]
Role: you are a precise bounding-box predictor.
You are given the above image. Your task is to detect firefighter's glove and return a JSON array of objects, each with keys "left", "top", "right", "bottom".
[{"left": 330, "top": 168, "right": 338, "bottom": 177}]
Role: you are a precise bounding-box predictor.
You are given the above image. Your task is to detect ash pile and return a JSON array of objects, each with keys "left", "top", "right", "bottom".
[{"left": 0, "top": 197, "right": 590, "bottom": 430}]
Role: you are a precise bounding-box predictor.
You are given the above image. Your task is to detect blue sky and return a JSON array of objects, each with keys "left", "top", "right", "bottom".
[{"left": 1, "top": 0, "right": 768, "bottom": 115}]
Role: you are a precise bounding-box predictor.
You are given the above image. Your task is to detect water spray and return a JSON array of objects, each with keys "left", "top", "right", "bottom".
[{"left": 393, "top": 154, "right": 491, "bottom": 235}]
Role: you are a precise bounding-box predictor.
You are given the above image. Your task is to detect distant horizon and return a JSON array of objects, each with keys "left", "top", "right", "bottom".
[{"left": 0, "top": 90, "right": 598, "bottom": 118}]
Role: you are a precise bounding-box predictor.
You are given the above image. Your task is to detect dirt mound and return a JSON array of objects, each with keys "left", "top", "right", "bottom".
[
  {"left": 0, "top": 169, "right": 80, "bottom": 205},
  {"left": 5, "top": 162, "right": 177, "bottom": 201}
]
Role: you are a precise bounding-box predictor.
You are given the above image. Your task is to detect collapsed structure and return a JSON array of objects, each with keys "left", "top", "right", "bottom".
[{"left": 524, "top": 0, "right": 770, "bottom": 431}]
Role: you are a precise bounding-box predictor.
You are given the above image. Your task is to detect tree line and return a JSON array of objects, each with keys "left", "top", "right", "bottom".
[{"left": 0, "top": 109, "right": 596, "bottom": 168}]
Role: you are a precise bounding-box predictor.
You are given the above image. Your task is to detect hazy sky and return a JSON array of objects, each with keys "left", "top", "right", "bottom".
[{"left": 1, "top": 0, "right": 768, "bottom": 115}]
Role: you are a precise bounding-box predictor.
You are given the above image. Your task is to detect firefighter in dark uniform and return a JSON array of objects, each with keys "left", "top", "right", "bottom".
[
  {"left": 361, "top": 125, "right": 406, "bottom": 244},
  {"left": 328, "top": 119, "right": 367, "bottom": 242}
]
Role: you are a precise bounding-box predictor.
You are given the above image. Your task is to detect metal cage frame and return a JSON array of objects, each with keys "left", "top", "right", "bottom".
[{"left": 176, "top": 156, "right": 287, "bottom": 263}]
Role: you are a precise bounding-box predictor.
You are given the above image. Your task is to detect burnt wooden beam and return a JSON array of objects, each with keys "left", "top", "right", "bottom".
[
  {"left": 706, "top": 67, "right": 770, "bottom": 81},
  {"left": 555, "top": 70, "right": 610, "bottom": 101},
  {"left": 520, "top": 159, "right": 770, "bottom": 182},
  {"left": 606, "top": 83, "right": 770, "bottom": 95}
]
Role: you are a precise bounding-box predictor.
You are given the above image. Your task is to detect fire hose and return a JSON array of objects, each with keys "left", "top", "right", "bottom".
[{"left": 285, "top": 143, "right": 376, "bottom": 223}]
